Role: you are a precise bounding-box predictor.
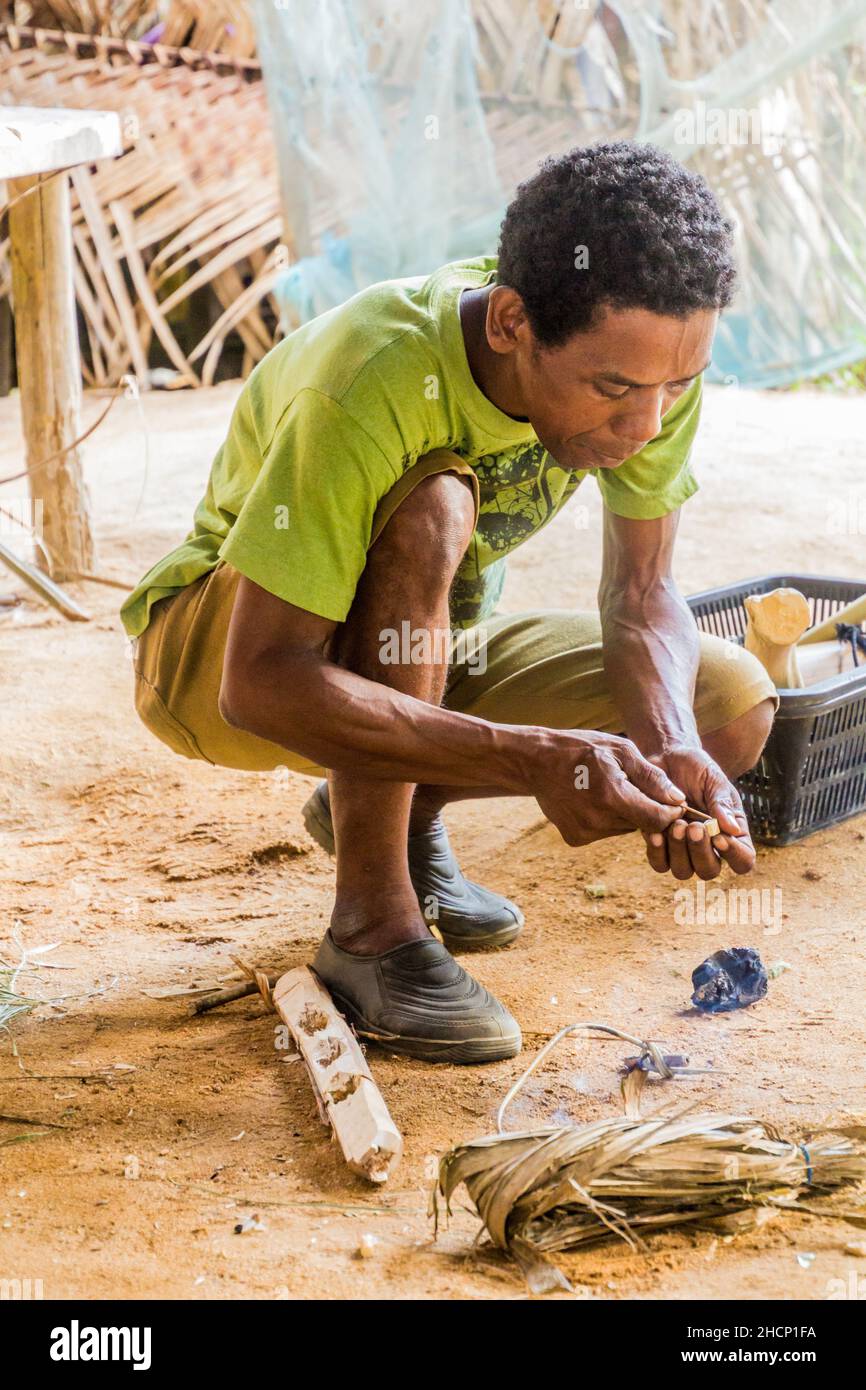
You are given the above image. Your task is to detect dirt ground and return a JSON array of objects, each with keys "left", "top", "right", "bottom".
[{"left": 1, "top": 380, "right": 865, "bottom": 1301}]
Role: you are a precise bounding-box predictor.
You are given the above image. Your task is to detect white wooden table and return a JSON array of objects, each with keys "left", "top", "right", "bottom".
[{"left": 0, "top": 105, "right": 122, "bottom": 607}]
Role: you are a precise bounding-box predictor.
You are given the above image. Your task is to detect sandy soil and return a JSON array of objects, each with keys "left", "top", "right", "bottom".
[{"left": 1, "top": 380, "right": 865, "bottom": 1301}]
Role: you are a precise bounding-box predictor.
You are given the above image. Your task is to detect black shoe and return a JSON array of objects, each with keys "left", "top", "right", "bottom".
[
  {"left": 302, "top": 782, "right": 524, "bottom": 949},
  {"left": 313, "top": 930, "right": 522, "bottom": 1063}
]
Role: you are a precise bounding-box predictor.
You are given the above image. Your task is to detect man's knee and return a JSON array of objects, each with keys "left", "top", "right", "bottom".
[
  {"left": 708, "top": 696, "right": 776, "bottom": 776},
  {"left": 374, "top": 471, "right": 476, "bottom": 574}
]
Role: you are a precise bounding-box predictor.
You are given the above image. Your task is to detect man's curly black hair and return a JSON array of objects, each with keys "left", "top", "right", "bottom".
[{"left": 496, "top": 141, "right": 737, "bottom": 347}]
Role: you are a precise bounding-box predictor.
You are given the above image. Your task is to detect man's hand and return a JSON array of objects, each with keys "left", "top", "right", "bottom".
[
  {"left": 598, "top": 510, "right": 756, "bottom": 882},
  {"left": 532, "top": 730, "right": 687, "bottom": 847},
  {"left": 642, "top": 746, "right": 755, "bottom": 879},
  {"left": 220, "top": 580, "right": 711, "bottom": 867}
]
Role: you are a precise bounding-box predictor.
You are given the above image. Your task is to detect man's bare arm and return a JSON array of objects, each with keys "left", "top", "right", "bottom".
[
  {"left": 220, "top": 575, "right": 533, "bottom": 791},
  {"left": 598, "top": 508, "right": 700, "bottom": 758},
  {"left": 218, "top": 572, "right": 686, "bottom": 844},
  {"left": 598, "top": 508, "right": 754, "bottom": 875}
]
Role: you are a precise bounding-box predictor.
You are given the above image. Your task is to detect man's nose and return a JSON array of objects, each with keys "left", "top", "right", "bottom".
[{"left": 611, "top": 390, "right": 665, "bottom": 446}]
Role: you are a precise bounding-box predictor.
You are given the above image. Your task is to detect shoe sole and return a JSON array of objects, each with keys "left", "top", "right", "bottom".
[
  {"left": 303, "top": 791, "right": 523, "bottom": 951},
  {"left": 326, "top": 984, "right": 522, "bottom": 1065},
  {"left": 435, "top": 917, "right": 523, "bottom": 951},
  {"left": 303, "top": 792, "right": 336, "bottom": 855}
]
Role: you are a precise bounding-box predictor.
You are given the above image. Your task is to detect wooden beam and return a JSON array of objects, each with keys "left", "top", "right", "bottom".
[
  {"left": 0, "top": 107, "right": 122, "bottom": 180},
  {"left": 273, "top": 967, "right": 403, "bottom": 1185},
  {"left": 8, "top": 171, "right": 94, "bottom": 582},
  {"left": 0, "top": 536, "right": 89, "bottom": 621}
]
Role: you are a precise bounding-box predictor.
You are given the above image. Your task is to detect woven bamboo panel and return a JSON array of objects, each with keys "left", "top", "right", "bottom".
[
  {"left": 0, "top": 2, "right": 257, "bottom": 56},
  {"left": 0, "top": 24, "right": 283, "bottom": 387}
]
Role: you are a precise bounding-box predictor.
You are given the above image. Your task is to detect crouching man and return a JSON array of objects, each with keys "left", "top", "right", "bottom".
[{"left": 121, "top": 142, "right": 777, "bottom": 1063}]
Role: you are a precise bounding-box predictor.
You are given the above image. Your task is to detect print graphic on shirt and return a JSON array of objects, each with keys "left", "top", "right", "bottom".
[{"left": 449, "top": 442, "right": 581, "bottom": 627}]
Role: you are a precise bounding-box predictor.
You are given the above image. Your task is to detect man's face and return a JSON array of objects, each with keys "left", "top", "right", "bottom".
[{"left": 492, "top": 297, "right": 717, "bottom": 472}]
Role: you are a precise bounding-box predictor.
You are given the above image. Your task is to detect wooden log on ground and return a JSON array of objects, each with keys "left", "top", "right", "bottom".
[
  {"left": 273, "top": 966, "right": 403, "bottom": 1185},
  {"left": 7, "top": 170, "right": 94, "bottom": 581}
]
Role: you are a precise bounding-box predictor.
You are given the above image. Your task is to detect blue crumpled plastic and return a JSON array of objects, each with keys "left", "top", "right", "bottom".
[{"left": 691, "top": 946, "right": 769, "bottom": 1014}]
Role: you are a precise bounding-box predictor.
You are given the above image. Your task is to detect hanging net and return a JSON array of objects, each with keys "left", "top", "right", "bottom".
[{"left": 252, "top": 0, "right": 866, "bottom": 387}]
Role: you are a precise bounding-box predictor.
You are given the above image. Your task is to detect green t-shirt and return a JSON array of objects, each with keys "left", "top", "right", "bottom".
[{"left": 120, "top": 257, "right": 701, "bottom": 637}]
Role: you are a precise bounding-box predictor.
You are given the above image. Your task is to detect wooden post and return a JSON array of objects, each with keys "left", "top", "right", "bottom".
[
  {"left": 0, "top": 295, "right": 12, "bottom": 397},
  {"left": 8, "top": 172, "right": 94, "bottom": 581}
]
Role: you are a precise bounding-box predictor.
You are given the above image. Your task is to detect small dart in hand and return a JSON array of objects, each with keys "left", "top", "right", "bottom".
[{"left": 679, "top": 803, "right": 721, "bottom": 838}]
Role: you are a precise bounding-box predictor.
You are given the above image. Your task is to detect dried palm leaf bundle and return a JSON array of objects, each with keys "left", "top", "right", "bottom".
[{"left": 435, "top": 1025, "right": 866, "bottom": 1293}]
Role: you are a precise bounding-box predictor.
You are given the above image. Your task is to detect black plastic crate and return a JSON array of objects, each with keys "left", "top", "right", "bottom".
[{"left": 686, "top": 575, "right": 866, "bottom": 845}]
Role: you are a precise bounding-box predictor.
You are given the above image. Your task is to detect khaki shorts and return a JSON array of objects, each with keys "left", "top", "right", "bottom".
[{"left": 133, "top": 450, "right": 777, "bottom": 775}]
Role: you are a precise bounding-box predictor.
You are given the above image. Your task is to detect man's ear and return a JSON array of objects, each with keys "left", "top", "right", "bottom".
[{"left": 486, "top": 285, "right": 530, "bottom": 355}]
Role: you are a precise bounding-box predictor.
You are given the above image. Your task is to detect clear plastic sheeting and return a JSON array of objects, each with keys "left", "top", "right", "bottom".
[
  {"left": 622, "top": 0, "right": 866, "bottom": 387},
  {"left": 253, "top": 0, "right": 505, "bottom": 323},
  {"left": 253, "top": 0, "right": 866, "bottom": 387}
]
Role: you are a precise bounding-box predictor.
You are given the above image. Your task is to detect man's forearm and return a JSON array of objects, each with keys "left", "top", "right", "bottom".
[
  {"left": 222, "top": 647, "right": 546, "bottom": 792},
  {"left": 600, "top": 576, "right": 701, "bottom": 758}
]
